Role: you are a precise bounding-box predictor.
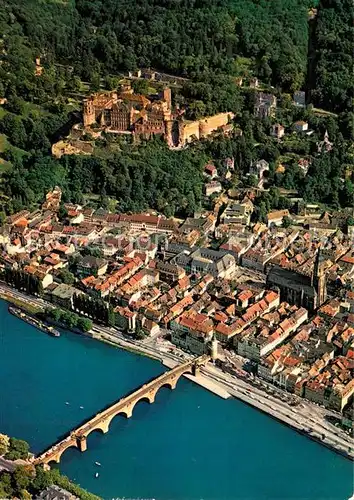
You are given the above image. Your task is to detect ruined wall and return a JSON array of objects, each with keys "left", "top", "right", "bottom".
[
  {"left": 199, "top": 112, "right": 234, "bottom": 137},
  {"left": 182, "top": 121, "right": 200, "bottom": 144}
]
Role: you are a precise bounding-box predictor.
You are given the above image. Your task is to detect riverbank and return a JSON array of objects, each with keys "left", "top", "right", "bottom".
[
  {"left": 0, "top": 283, "right": 352, "bottom": 462},
  {"left": 74, "top": 326, "right": 354, "bottom": 461},
  {"left": 9, "top": 306, "right": 60, "bottom": 337},
  {"left": 202, "top": 365, "right": 354, "bottom": 461},
  {"left": 163, "top": 358, "right": 231, "bottom": 399},
  {"left": 0, "top": 455, "right": 100, "bottom": 500},
  {"left": 1, "top": 298, "right": 352, "bottom": 500},
  {"left": 0, "top": 289, "right": 42, "bottom": 314}
]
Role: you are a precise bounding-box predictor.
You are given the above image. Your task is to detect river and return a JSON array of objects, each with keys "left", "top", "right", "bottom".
[{"left": 0, "top": 300, "right": 352, "bottom": 500}]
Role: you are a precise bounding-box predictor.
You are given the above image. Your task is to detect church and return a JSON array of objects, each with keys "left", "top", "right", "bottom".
[{"left": 266, "top": 250, "right": 327, "bottom": 312}]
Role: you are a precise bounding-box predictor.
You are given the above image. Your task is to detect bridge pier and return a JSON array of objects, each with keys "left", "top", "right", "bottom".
[
  {"left": 34, "top": 356, "right": 210, "bottom": 466},
  {"left": 192, "top": 363, "right": 200, "bottom": 376},
  {"left": 77, "top": 436, "right": 87, "bottom": 452}
]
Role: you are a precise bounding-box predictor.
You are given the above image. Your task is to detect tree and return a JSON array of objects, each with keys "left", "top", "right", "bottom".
[
  {"left": 135, "top": 328, "right": 146, "bottom": 340},
  {"left": 247, "top": 174, "right": 258, "bottom": 188},
  {"left": 90, "top": 73, "right": 101, "bottom": 92},
  {"left": 58, "top": 205, "right": 68, "bottom": 220},
  {"left": 282, "top": 216, "right": 292, "bottom": 228},
  {"left": 0, "top": 472, "right": 13, "bottom": 497},
  {"left": 58, "top": 269, "right": 75, "bottom": 285},
  {"left": 81, "top": 246, "right": 103, "bottom": 258},
  {"left": 188, "top": 100, "right": 206, "bottom": 120},
  {"left": 46, "top": 307, "right": 61, "bottom": 322},
  {"left": 310, "top": 0, "right": 353, "bottom": 113},
  {"left": 0, "top": 434, "right": 10, "bottom": 456},
  {"left": 104, "top": 76, "right": 119, "bottom": 91},
  {"left": 5, "top": 438, "right": 29, "bottom": 460},
  {"left": 107, "top": 305, "right": 115, "bottom": 327},
  {"left": 20, "top": 489, "right": 32, "bottom": 499},
  {"left": 70, "top": 76, "right": 81, "bottom": 93},
  {"left": 77, "top": 317, "right": 93, "bottom": 332},
  {"left": 0, "top": 114, "right": 27, "bottom": 149},
  {"left": 5, "top": 96, "right": 26, "bottom": 115},
  {"left": 256, "top": 201, "right": 268, "bottom": 223},
  {"left": 31, "top": 466, "right": 51, "bottom": 494},
  {"left": 12, "top": 466, "right": 31, "bottom": 493},
  {"left": 132, "top": 79, "right": 150, "bottom": 95}
]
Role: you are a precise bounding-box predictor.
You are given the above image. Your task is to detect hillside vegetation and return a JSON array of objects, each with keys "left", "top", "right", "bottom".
[
  {"left": 0, "top": 0, "right": 352, "bottom": 217},
  {"left": 310, "top": 0, "right": 353, "bottom": 113},
  {"left": 1, "top": 0, "right": 310, "bottom": 91}
]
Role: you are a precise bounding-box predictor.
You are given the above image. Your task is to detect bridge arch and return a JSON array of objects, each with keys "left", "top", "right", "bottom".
[
  {"left": 87, "top": 406, "right": 137, "bottom": 438},
  {"left": 46, "top": 457, "right": 61, "bottom": 466},
  {"left": 34, "top": 356, "right": 210, "bottom": 466},
  {"left": 101, "top": 409, "right": 133, "bottom": 433},
  {"left": 129, "top": 395, "right": 155, "bottom": 416},
  {"left": 154, "top": 375, "right": 181, "bottom": 394},
  {"left": 159, "top": 380, "right": 177, "bottom": 390},
  {"left": 45, "top": 442, "right": 79, "bottom": 464},
  {"left": 83, "top": 425, "right": 109, "bottom": 440},
  {"left": 57, "top": 442, "right": 80, "bottom": 463}
]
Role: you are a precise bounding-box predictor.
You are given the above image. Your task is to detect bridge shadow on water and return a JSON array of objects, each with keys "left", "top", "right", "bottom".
[
  {"left": 51, "top": 385, "right": 175, "bottom": 467},
  {"left": 52, "top": 371, "right": 173, "bottom": 448}
]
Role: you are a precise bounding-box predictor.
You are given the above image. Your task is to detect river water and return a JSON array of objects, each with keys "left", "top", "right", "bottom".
[{"left": 0, "top": 300, "right": 352, "bottom": 499}]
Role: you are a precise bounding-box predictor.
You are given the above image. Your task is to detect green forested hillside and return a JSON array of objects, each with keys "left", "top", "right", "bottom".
[
  {"left": 1, "top": 0, "right": 310, "bottom": 91},
  {"left": 1, "top": 0, "right": 351, "bottom": 109},
  {"left": 310, "top": 0, "right": 353, "bottom": 113},
  {"left": 231, "top": 0, "right": 309, "bottom": 91},
  {"left": 0, "top": 0, "right": 352, "bottom": 217}
]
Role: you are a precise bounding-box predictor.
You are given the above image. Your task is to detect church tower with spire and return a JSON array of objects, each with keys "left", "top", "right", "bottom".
[{"left": 312, "top": 249, "right": 327, "bottom": 308}]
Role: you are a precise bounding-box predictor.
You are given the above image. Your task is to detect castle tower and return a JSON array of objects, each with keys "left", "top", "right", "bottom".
[
  {"left": 163, "top": 87, "right": 172, "bottom": 111},
  {"left": 83, "top": 98, "right": 95, "bottom": 127},
  {"left": 312, "top": 248, "right": 327, "bottom": 308}
]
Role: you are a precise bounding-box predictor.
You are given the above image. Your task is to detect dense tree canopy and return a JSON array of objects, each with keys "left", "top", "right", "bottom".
[
  {"left": 231, "top": 0, "right": 309, "bottom": 91},
  {"left": 1, "top": 0, "right": 311, "bottom": 93},
  {"left": 0, "top": 0, "right": 352, "bottom": 217},
  {"left": 310, "top": 0, "right": 354, "bottom": 112}
]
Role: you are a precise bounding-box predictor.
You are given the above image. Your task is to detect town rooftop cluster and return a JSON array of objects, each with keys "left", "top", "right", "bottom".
[{"left": 1, "top": 180, "right": 353, "bottom": 418}]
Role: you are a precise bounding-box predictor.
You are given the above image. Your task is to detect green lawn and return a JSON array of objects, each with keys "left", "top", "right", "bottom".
[
  {"left": 279, "top": 153, "right": 301, "bottom": 163},
  {"left": 0, "top": 159, "right": 12, "bottom": 173},
  {"left": 0, "top": 135, "right": 12, "bottom": 173},
  {"left": 232, "top": 56, "right": 254, "bottom": 77},
  {"left": 0, "top": 134, "right": 8, "bottom": 153},
  {"left": 313, "top": 107, "right": 338, "bottom": 118}
]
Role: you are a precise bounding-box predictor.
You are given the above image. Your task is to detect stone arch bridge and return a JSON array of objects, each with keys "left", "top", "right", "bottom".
[{"left": 33, "top": 355, "right": 209, "bottom": 466}]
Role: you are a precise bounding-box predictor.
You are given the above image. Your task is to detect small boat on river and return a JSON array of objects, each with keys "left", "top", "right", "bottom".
[{"left": 8, "top": 305, "right": 60, "bottom": 337}]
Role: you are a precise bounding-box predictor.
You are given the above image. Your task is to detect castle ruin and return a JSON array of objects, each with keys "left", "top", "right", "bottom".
[{"left": 83, "top": 86, "right": 234, "bottom": 148}]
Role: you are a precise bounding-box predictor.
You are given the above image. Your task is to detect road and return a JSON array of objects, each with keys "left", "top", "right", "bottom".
[
  {"left": 1, "top": 282, "right": 353, "bottom": 459},
  {"left": 0, "top": 457, "right": 20, "bottom": 472}
]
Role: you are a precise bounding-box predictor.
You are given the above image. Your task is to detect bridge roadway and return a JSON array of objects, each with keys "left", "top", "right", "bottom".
[{"left": 33, "top": 355, "right": 209, "bottom": 466}]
